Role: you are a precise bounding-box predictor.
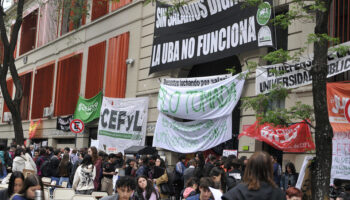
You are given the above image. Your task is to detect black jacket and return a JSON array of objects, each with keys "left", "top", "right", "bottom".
[{"left": 222, "top": 182, "right": 286, "bottom": 200}]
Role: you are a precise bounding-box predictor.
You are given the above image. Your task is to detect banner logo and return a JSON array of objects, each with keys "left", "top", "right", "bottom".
[{"left": 257, "top": 2, "right": 271, "bottom": 25}]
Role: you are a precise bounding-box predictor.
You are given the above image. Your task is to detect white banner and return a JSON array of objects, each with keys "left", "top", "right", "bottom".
[
  {"left": 331, "top": 132, "right": 350, "bottom": 182},
  {"left": 161, "top": 74, "right": 232, "bottom": 87},
  {"left": 256, "top": 46, "right": 350, "bottom": 94},
  {"left": 153, "top": 113, "right": 232, "bottom": 153},
  {"left": 158, "top": 73, "right": 245, "bottom": 120},
  {"left": 97, "top": 97, "right": 149, "bottom": 154}
]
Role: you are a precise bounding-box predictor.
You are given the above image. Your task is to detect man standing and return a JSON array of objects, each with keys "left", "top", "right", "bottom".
[
  {"left": 183, "top": 159, "right": 197, "bottom": 187},
  {"left": 271, "top": 155, "right": 282, "bottom": 186},
  {"left": 102, "top": 153, "right": 118, "bottom": 195},
  {"left": 174, "top": 154, "right": 186, "bottom": 199}
]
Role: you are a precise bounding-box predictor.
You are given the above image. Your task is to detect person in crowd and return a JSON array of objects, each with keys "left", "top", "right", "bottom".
[
  {"left": 0, "top": 144, "right": 11, "bottom": 170},
  {"left": 70, "top": 150, "right": 85, "bottom": 186},
  {"left": 46, "top": 147, "right": 54, "bottom": 158},
  {"left": 193, "top": 152, "right": 205, "bottom": 180},
  {"left": 12, "top": 149, "right": 26, "bottom": 172},
  {"left": 184, "top": 159, "right": 197, "bottom": 187},
  {"left": 239, "top": 156, "right": 247, "bottom": 173},
  {"left": 88, "top": 146, "right": 102, "bottom": 190},
  {"left": 101, "top": 176, "right": 137, "bottom": 200},
  {"left": 70, "top": 149, "right": 79, "bottom": 164},
  {"left": 286, "top": 187, "right": 302, "bottom": 200},
  {"left": 48, "top": 149, "right": 61, "bottom": 184},
  {"left": 101, "top": 153, "right": 117, "bottom": 195},
  {"left": 225, "top": 159, "right": 242, "bottom": 191},
  {"left": 136, "top": 156, "right": 149, "bottom": 177},
  {"left": 0, "top": 171, "right": 24, "bottom": 200},
  {"left": 10, "top": 174, "right": 44, "bottom": 200},
  {"left": 153, "top": 158, "right": 168, "bottom": 199},
  {"left": 174, "top": 154, "right": 187, "bottom": 199},
  {"left": 271, "top": 155, "right": 282, "bottom": 186},
  {"left": 222, "top": 151, "right": 286, "bottom": 200},
  {"left": 281, "top": 162, "right": 299, "bottom": 191},
  {"left": 33, "top": 150, "right": 39, "bottom": 163},
  {"left": 23, "top": 148, "right": 37, "bottom": 174},
  {"left": 125, "top": 159, "right": 137, "bottom": 177},
  {"left": 29, "top": 145, "right": 34, "bottom": 157},
  {"left": 9, "top": 145, "right": 16, "bottom": 160},
  {"left": 58, "top": 153, "right": 72, "bottom": 187},
  {"left": 203, "top": 155, "right": 216, "bottom": 177},
  {"left": 115, "top": 152, "right": 124, "bottom": 168},
  {"left": 35, "top": 148, "right": 47, "bottom": 176},
  {"left": 136, "top": 175, "right": 160, "bottom": 200},
  {"left": 186, "top": 177, "right": 214, "bottom": 200},
  {"left": 182, "top": 177, "right": 198, "bottom": 199},
  {"left": 64, "top": 147, "right": 70, "bottom": 155},
  {"left": 72, "top": 154, "right": 96, "bottom": 195},
  {"left": 0, "top": 158, "right": 7, "bottom": 179},
  {"left": 209, "top": 167, "right": 226, "bottom": 193}
]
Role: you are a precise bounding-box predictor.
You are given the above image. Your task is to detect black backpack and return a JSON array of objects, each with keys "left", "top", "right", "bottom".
[{"left": 40, "top": 157, "right": 50, "bottom": 177}]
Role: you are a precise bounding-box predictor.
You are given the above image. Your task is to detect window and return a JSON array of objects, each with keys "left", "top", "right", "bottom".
[
  {"left": 61, "top": 0, "right": 86, "bottom": 35},
  {"left": 31, "top": 63, "right": 55, "bottom": 119},
  {"left": 85, "top": 41, "right": 106, "bottom": 99},
  {"left": 2, "top": 79, "right": 13, "bottom": 122},
  {"left": 55, "top": 53, "right": 82, "bottom": 116},
  {"left": 91, "top": 0, "right": 109, "bottom": 21},
  {"left": 19, "top": 72, "right": 32, "bottom": 120},
  {"left": 37, "top": 1, "right": 58, "bottom": 47},
  {"left": 19, "top": 9, "right": 38, "bottom": 56},
  {"left": 105, "top": 32, "right": 129, "bottom": 98},
  {"left": 111, "top": 0, "right": 131, "bottom": 11},
  {"left": 329, "top": 0, "right": 350, "bottom": 43}
]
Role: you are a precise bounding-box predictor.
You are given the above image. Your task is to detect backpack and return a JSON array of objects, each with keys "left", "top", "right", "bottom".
[
  {"left": 162, "top": 168, "right": 175, "bottom": 196},
  {"left": 40, "top": 157, "right": 50, "bottom": 177}
]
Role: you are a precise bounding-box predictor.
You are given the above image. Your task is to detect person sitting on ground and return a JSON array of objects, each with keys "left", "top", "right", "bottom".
[
  {"left": 101, "top": 176, "right": 137, "bottom": 200},
  {"left": 186, "top": 177, "right": 214, "bottom": 200},
  {"left": 136, "top": 175, "right": 160, "bottom": 200},
  {"left": 10, "top": 174, "right": 44, "bottom": 200},
  {"left": 286, "top": 187, "right": 302, "bottom": 200},
  {"left": 222, "top": 151, "right": 286, "bottom": 200},
  {"left": 182, "top": 177, "right": 199, "bottom": 199},
  {"left": 0, "top": 171, "right": 24, "bottom": 200}
]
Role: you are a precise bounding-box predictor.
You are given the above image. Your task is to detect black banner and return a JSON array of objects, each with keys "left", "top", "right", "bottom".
[
  {"left": 150, "top": 0, "right": 275, "bottom": 74},
  {"left": 57, "top": 115, "right": 73, "bottom": 132}
]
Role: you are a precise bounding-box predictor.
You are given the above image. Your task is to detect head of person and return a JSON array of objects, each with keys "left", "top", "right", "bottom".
[
  {"left": 285, "top": 162, "right": 296, "bottom": 175},
  {"left": 209, "top": 167, "right": 222, "bottom": 183},
  {"left": 81, "top": 154, "right": 93, "bottom": 167},
  {"left": 0, "top": 144, "right": 6, "bottom": 151},
  {"left": 139, "top": 155, "right": 148, "bottom": 166},
  {"left": 34, "top": 150, "right": 39, "bottom": 157},
  {"left": 88, "top": 146, "right": 98, "bottom": 164},
  {"left": 29, "top": 145, "right": 34, "bottom": 151},
  {"left": 239, "top": 156, "right": 248, "bottom": 166},
  {"left": 198, "top": 177, "right": 214, "bottom": 200},
  {"left": 271, "top": 155, "right": 278, "bottom": 163},
  {"left": 17, "top": 174, "right": 43, "bottom": 199},
  {"left": 232, "top": 159, "right": 241, "bottom": 170},
  {"left": 108, "top": 153, "right": 117, "bottom": 163},
  {"left": 39, "top": 148, "right": 46, "bottom": 157},
  {"left": 188, "top": 159, "right": 197, "bottom": 167},
  {"left": 243, "top": 151, "right": 276, "bottom": 190},
  {"left": 14, "top": 148, "right": 24, "bottom": 157},
  {"left": 54, "top": 149, "right": 61, "bottom": 157},
  {"left": 286, "top": 187, "right": 302, "bottom": 200},
  {"left": 8, "top": 171, "right": 25, "bottom": 197},
  {"left": 185, "top": 177, "right": 199, "bottom": 190},
  {"left": 129, "top": 159, "right": 136, "bottom": 167},
  {"left": 137, "top": 175, "right": 158, "bottom": 199},
  {"left": 155, "top": 158, "right": 165, "bottom": 168},
  {"left": 178, "top": 154, "right": 186, "bottom": 163},
  {"left": 64, "top": 147, "right": 70, "bottom": 154},
  {"left": 116, "top": 176, "right": 136, "bottom": 200},
  {"left": 209, "top": 155, "right": 216, "bottom": 163}
]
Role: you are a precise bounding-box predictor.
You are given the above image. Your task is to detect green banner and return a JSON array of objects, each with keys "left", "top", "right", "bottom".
[{"left": 74, "top": 92, "right": 102, "bottom": 123}]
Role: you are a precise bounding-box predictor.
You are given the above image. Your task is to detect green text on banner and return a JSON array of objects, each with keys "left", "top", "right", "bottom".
[
  {"left": 74, "top": 92, "right": 102, "bottom": 123},
  {"left": 97, "top": 97, "right": 149, "bottom": 153}
]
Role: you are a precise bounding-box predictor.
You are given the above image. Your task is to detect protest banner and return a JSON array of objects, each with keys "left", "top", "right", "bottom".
[
  {"left": 56, "top": 115, "right": 73, "bottom": 132},
  {"left": 295, "top": 156, "right": 314, "bottom": 189},
  {"left": 98, "top": 97, "right": 149, "bottom": 153},
  {"left": 327, "top": 82, "right": 350, "bottom": 181},
  {"left": 150, "top": 0, "right": 275, "bottom": 73},
  {"left": 153, "top": 113, "right": 232, "bottom": 153},
  {"left": 239, "top": 121, "right": 315, "bottom": 152},
  {"left": 74, "top": 92, "right": 102, "bottom": 123},
  {"left": 223, "top": 149, "right": 238, "bottom": 157},
  {"left": 157, "top": 73, "right": 245, "bottom": 120},
  {"left": 256, "top": 43, "right": 350, "bottom": 94},
  {"left": 161, "top": 74, "right": 231, "bottom": 87}
]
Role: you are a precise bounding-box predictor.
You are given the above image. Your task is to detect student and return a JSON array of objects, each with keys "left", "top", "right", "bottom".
[
  {"left": 182, "top": 177, "right": 198, "bottom": 199},
  {"left": 101, "top": 153, "right": 117, "bottom": 195},
  {"left": 222, "top": 151, "right": 286, "bottom": 200},
  {"left": 58, "top": 153, "right": 72, "bottom": 187},
  {"left": 0, "top": 172, "right": 24, "bottom": 200},
  {"left": 101, "top": 176, "right": 137, "bottom": 200},
  {"left": 88, "top": 147, "right": 102, "bottom": 190},
  {"left": 10, "top": 174, "right": 44, "bottom": 200},
  {"left": 281, "top": 162, "right": 299, "bottom": 191},
  {"left": 72, "top": 154, "right": 96, "bottom": 195},
  {"left": 136, "top": 175, "right": 160, "bottom": 200},
  {"left": 186, "top": 177, "right": 214, "bottom": 200}
]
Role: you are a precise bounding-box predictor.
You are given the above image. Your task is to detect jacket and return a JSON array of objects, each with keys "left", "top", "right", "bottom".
[
  {"left": 222, "top": 182, "right": 286, "bottom": 200},
  {"left": 280, "top": 173, "right": 298, "bottom": 190},
  {"left": 24, "top": 153, "right": 37, "bottom": 173},
  {"left": 72, "top": 164, "right": 96, "bottom": 191},
  {"left": 12, "top": 156, "right": 26, "bottom": 172},
  {"left": 155, "top": 169, "right": 169, "bottom": 199}
]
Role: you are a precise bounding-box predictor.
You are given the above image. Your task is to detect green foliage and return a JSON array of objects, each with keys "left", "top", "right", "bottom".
[
  {"left": 263, "top": 49, "right": 291, "bottom": 64},
  {"left": 307, "top": 33, "right": 339, "bottom": 45},
  {"left": 329, "top": 45, "right": 350, "bottom": 57}
]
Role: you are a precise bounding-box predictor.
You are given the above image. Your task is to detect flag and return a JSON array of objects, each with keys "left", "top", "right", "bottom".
[{"left": 29, "top": 119, "right": 42, "bottom": 139}]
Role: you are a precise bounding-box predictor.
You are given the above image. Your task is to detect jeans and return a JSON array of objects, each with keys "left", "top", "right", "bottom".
[{"left": 59, "top": 177, "right": 71, "bottom": 188}]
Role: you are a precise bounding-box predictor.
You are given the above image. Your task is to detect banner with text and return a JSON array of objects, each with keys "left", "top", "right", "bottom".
[
  {"left": 239, "top": 121, "right": 315, "bottom": 152},
  {"left": 161, "top": 74, "right": 231, "bottom": 87},
  {"left": 153, "top": 113, "right": 232, "bottom": 153},
  {"left": 150, "top": 0, "right": 275, "bottom": 73},
  {"left": 327, "top": 82, "right": 350, "bottom": 181},
  {"left": 158, "top": 73, "right": 245, "bottom": 120},
  {"left": 74, "top": 92, "right": 102, "bottom": 123},
  {"left": 98, "top": 97, "right": 149, "bottom": 153},
  {"left": 256, "top": 49, "right": 350, "bottom": 94}
]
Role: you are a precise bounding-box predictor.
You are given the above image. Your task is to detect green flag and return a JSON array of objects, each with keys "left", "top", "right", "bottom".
[{"left": 74, "top": 92, "right": 102, "bottom": 123}]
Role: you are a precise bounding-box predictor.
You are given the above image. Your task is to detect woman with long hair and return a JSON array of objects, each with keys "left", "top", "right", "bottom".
[
  {"left": 222, "top": 151, "right": 286, "bottom": 200},
  {"left": 153, "top": 158, "right": 168, "bottom": 199},
  {"left": 58, "top": 153, "right": 72, "bottom": 187},
  {"left": 0, "top": 171, "right": 24, "bottom": 200},
  {"left": 281, "top": 162, "right": 299, "bottom": 191},
  {"left": 72, "top": 154, "right": 96, "bottom": 195},
  {"left": 136, "top": 175, "right": 160, "bottom": 200},
  {"left": 209, "top": 167, "right": 227, "bottom": 193},
  {"left": 88, "top": 146, "right": 101, "bottom": 190},
  {"left": 10, "top": 174, "right": 44, "bottom": 200}
]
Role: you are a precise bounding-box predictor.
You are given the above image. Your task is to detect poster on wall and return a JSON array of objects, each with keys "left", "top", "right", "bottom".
[
  {"left": 149, "top": 0, "right": 275, "bottom": 73},
  {"left": 74, "top": 92, "right": 102, "bottom": 124},
  {"left": 327, "top": 82, "right": 350, "bottom": 181},
  {"left": 97, "top": 97, "right": 149, "bottom": 154},
  {"left": 57, "top": 115, "right": 73, "bottom": 132}
]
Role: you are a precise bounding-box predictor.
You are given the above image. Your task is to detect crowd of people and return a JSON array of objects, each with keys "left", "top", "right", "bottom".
[{"left": 0, "top": 144, "right": 347, "bottom": 200}]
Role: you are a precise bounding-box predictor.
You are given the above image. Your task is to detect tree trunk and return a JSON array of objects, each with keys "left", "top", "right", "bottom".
[{"left": 310, "top": 0, "right": 333, "bottom": 199}]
